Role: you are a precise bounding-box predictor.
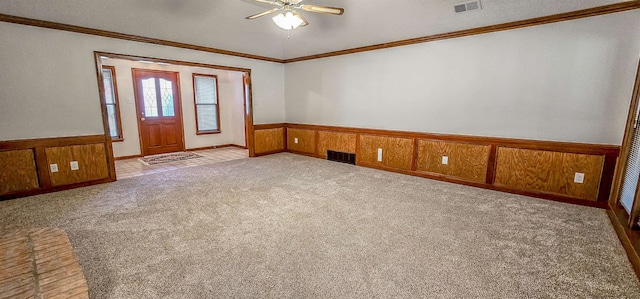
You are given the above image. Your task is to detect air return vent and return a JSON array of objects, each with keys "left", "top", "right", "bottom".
[
  {"left": 455, "top": 1, "right": 481, "bottom": 13},
  {"left": 327, "top": 150, "right": 356, "bottom": 165}
]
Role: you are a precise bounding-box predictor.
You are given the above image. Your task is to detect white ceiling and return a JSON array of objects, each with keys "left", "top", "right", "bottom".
[{"left": 0, "top": 0, "right": 627, "bottom": 60}]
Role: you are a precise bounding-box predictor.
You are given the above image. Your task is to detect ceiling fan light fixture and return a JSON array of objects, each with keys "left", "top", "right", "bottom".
[{"left": 272, "top": 11, "right": 304, "bottom": 30}]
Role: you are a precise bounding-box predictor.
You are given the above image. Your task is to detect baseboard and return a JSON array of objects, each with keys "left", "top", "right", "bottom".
[
  {"left": 252, "top": 148, "right": 609, "bottom": 209},
  {"left": 254, "top": 150, "right": 286, "bottom": 157},
  {"left": 0, "top": 177, "right": 115, "bottom": 201},
  {"left": 115, "top": 145, "right": 247, "bottom": 160},
  {"left": 286, "top": 150, "right": 320, "bottom": 159},
  {"left": 114, "top": 154, "right": 141, "bottom": 160},
  {"left": 185, "top": 144, "right": 247, "bottom": 151},
  {"left": 253, "top": 122, "right": 619, "bottom": 208},
  {"left": 608, "top": 207, "right": 640, "bottom": 280},
  {"left": 358, "top": 159, "right": 608, "bottom": 209}
]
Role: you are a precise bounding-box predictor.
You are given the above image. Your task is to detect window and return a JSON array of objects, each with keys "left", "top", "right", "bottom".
[
  {"left": 102, "top": 66, "right": 123, "bottom": 141},
  {"left": 193, "top": 74, "right": 221, "bottom": 134}
]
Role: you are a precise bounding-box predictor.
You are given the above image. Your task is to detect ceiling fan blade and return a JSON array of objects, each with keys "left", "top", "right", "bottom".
[
  {"left": 289, "top": 0, "right": 303, "bottom": 4},
  {"left": 299, "top": 4, "right": 344, "bottom": 15},
  {"left": 292, "top": 10, "right": 309, "bottom": 27},
  {"left": 245, "top": 7, "right": 281, "bottom": 19},
  {"left": 253, "top": 0, "right": 282, "bottom": 6}
]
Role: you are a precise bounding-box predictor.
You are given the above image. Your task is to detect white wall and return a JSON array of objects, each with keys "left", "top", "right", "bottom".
[
  {"left": 0, "top": 21, "right": 284, "bottom": 141},
  {"left": 284, "top": 10, "right": 640, "bottom": 145},
  {"left": 105, "top": 58, "right": 246, "bottom": 157}
]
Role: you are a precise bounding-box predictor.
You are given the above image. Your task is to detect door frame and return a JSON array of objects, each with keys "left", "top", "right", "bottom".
[
  {"left": 131, "top": 68, "right": 185, "bottom": 156},
  {"left": 607, "top": 58, "right": 640, "bottom": 280},
  {"left": 93, "top": 51, "right": 256, "bottom": 162},
  {"left": 610, "top": 60, "right": 640, "bottom": 227}
]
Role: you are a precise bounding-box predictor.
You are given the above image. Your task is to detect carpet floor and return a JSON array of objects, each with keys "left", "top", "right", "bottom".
[{"left": 0, "top": 153, "right": 638, "bottom": 298}]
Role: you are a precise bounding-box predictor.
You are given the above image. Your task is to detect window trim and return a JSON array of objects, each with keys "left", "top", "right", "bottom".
[
  {"left": 193, "top": 73, "right": 221, "bottom": 135},
  {"left": 102, "top": 65, "right": 124, "bottom": 142}
]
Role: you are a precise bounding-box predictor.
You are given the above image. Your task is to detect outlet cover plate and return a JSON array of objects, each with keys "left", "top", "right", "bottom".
[
  {"left": 294, "top": 137, "right": 299, "bottom": 144},
  {"left": 70, "top": 161, "right": 79, "bottom": 171},
  {"left": 442, "top": 156, "right": 449, "bottom": 165},
  {"left": 50, "top": 164, "right": 58, "bottom": 173},
  {"left": 377, "top": 148, "right": 383, "bottom": 162},
  {"left": 574, "top": 172, "right": 584, "bottom": 184}
]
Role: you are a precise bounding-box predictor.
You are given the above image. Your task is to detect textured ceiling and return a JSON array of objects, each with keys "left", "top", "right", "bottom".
[{"left": 0, "top": 0, "right": 628, "bottom": 60}]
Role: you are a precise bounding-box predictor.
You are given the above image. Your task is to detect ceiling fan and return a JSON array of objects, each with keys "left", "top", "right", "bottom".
[{"left": 245, "top": 0, "right": 344, "bottom": 31}]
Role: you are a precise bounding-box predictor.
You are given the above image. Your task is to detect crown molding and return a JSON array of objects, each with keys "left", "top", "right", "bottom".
[
  {"left": 283, "top": 1, "right": 640, "bottom": 63},
  {"left": 0, "top": 13, "right": 285, "bottom": 63},
  {"left": 1, "top": 1, "right": 639, "bottom": 64}
]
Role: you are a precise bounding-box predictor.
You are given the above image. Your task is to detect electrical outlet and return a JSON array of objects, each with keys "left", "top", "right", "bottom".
[
  {"left": 50, "top": 164, "right": 58, "bottom": 173},
  {"left": 70, "top": 161, "right": 79, "bottom": 171},
  {"left": 377, "top": 148, "right": 383, "bottom": 162},
  {"left": 294, "top": 137, "right": 299, "bottom": 144},
  {"left": 574, "top": 172, "right": 584, "bottom": 184},
  {"left": 442, "top": 156, "right": 448, "bottom": 165}
]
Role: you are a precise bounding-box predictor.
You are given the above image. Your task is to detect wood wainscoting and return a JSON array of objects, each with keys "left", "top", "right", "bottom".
[
  {"left": 317, "top": 131, "right": 356, "bottom": 159},
  {"left": 494, "top": 148, "right": 604, "bottom": 201},
  {"left": 0, "top": 135, "right": 115, "bottom": 200},
  {"left": 253, "top": 124, "right": 287, "bottom": 156},
  {"left": 416, "top": 139, "right": 490, "bottom": 183},
  {"left": 359, "top": 134, "right": 413, "bottom": 170},
  {"left": 252, "top": 123, "right": 619, "bottom": 208}
]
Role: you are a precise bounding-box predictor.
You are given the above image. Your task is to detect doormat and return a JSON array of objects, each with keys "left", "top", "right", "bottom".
[{"left": 139, "top": 152, "right": 203, "bottom": 166}]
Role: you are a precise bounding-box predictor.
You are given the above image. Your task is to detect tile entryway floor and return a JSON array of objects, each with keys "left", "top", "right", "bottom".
[{"left": 115, "top": 147, "right": 248, "bottom": 179}]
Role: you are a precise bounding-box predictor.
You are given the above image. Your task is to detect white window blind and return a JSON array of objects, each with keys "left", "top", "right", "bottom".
[
  {"left": 102, "top": 68, "right": 121, "bottom": 139},
  {"left": 194, "top": 75, "right": 219, "bottom": 133}
]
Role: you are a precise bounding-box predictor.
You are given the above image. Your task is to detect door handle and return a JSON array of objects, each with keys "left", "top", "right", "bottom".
[{"left": 141, "top": 117, "right": 146, "bottom": 121}]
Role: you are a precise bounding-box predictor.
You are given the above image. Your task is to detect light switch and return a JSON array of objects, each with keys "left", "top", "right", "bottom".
[
  {"left": 377, "top": 148, "right": 383, "bottom": 162},
  {"left": 294, "top": 137, "right": 299, "bottom": 144},
  {"left": 50, "top": 164, "right": 58, "bottom": 173},
  {"left": 574, "top": 172, "right": 584, "bottom": 184},
  {"left": 70, "top": 161, "right": 79, "bottom": 171},
  {"left": 442, "top": 156, "right": 449, "bottom": 165}
]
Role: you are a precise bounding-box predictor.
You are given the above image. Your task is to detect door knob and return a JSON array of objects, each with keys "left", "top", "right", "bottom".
[{"left": 141, "top": 117, "right": 146, "bottom": 121}]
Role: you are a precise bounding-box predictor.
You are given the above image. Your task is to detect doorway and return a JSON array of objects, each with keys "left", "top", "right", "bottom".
[
  {"left": 612, "top": 60, "right": 640, "bottom": 228},
  {"left": 132, "top": 69, "right": 185, "bottom": 156},
  {"left": 95, "top": 52, "right": 256, "bottom": 162}
]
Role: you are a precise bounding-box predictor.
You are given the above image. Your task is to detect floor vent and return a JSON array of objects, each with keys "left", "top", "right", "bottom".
[
  {"left": 327, "top": 150, "right": 356, "bottom": 165},
  {"left": 455, "top": 1, "right": 481, "bottom": 13}
]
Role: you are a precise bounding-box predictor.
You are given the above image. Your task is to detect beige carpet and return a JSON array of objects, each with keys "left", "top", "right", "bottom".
[{"left": 0, "top": 153, "right": 638, "bottom": 298}]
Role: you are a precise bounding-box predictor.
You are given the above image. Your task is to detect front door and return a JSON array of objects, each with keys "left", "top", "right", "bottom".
[{"left": 133, "top": 69, "right": 184, "bottom": 156}]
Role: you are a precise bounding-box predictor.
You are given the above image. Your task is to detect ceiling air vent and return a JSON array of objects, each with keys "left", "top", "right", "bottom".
[{"left": 455, "top": 1, "right": 482, "bottom": 13}]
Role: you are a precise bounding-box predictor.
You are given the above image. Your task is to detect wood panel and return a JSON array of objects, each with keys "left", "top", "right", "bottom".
[
  {"left": 0, "top": 150, "right": 39, "bottom": 195},
  {"left": 416, "top": 140, "right": 490, "bottom": 183},
  {"left": 46, "top": 144, "right": 109, "bottom": 187},
  {"left": 254, "top": 128, "right": 284, "bottom": 154},
  {"left": 254, "top": 123, "right": 618, "bottom": 207},
  {"left": 285, "top": 123, "right": 618, "bottom": 156},
  {"left": 359, "top": 135, "right": 413, "bottom": 170},
  {"left": 287, "top": 128, "right": 316, "bottom": 154},
  {"left": 359, "top": 135, "right": 387, "bottom": 165},
  {"left": 0, "top": 135, "right": 114, "bottom": 200},
  {"left": 317, "top": 131, "right": 357, "bottom": 158},
  {"left": 494, "top": 147, "right": 604, "bottom": 201}
]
